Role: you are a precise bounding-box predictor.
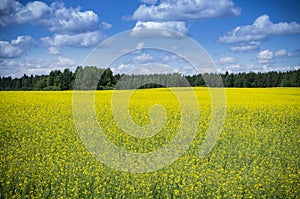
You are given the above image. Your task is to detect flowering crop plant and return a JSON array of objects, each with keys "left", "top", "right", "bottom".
[{"left": 0, "top": 88, "right": 299, "bottom": 198}]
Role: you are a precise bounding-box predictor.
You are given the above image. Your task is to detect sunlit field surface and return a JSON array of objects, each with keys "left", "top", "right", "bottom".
[{"left": 1, "top": 88, "right": 299, "bottom": 198}]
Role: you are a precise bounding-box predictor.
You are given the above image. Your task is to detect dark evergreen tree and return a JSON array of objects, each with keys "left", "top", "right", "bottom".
[{"left": 0, "top": 68, "right": 299, "bottom": 90}]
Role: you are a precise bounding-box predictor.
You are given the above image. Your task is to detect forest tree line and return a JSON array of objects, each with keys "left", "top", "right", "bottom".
[{"left": 0, "top": 66, "right": 299, "bottom": 90}]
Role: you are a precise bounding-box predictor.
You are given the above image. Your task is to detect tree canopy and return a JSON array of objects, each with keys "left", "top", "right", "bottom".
[{"left": 0, "top": 66, "right": 299, "bottom": 90}]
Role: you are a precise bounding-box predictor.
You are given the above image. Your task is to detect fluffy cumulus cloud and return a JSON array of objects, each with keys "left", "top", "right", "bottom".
[
  {"left": 134, "top": 21, "right": 188, "bottom": 33},
  {"left": 42, "top": 2, "right": 111, "bottom": 47},
  {"left": 0, "top": 36, "right": 33, "bottom": 58},
  {"left": 0, "top": 0, "right": 49, "bottom": 26},
  {"left": 132, "top": 0, "right": 240, "bottom": 21},
  {"left": 219, "top": 15, "right": 300, "bottom": 51},
  {"left": 41, "top": 30, "right": 105, "bottom": 48},
  {"left": 131, "top": 21, "right": 188, "bottom": 37},
  {"left": 0, "top": 0, "right": 99, "bottom": 31},
  {"left": 257, "top": 49, "right": 274, "bottom": 64},
  {"left": 0, "top": 0, "right": 111, "bottom": 48},
  {"left": 112, "top": 64, "right": 133, "bottom": 74},
  {"left": 39, "top": 2, "right": 99, "bottom": 34},
  {"left": 256, "top": 48, "right": 299, "bottom": 65},
  {"left": 130, "top": 0, "right": 240, "bottom": 35},
  {"left": 273, "top": 48, "right": 300, "bottom": 58},
  {"left": 15, "top": 1, "right": 50, "bottom": 24},
  {"left": 0, "top": 0, "right": 19, "bottom": 17},
  {"left": 54, "top": 56, "right": 76, "bottom": 68}
]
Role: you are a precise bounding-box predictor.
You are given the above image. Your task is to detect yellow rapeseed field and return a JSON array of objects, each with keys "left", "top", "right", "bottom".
[{"left": 0, "top": 88, "right": 299, "bottom": 198}]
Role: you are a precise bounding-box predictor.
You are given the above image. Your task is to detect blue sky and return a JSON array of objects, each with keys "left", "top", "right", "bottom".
[{"left": 0, "top": 0, "right": 300, "bottom": 77}]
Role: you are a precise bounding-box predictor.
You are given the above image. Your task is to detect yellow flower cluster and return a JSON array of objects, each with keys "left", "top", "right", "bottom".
[{"left": 0, "top": 88, "right": 299, "bottom": 198}]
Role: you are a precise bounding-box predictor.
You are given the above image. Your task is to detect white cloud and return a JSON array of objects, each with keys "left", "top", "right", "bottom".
[
  {"left": 133, "top": 53, "right": 154, "bottom": 62},
  {"left": 25, "top": 56, "right": 76, "bottom": 74},
  {"left": 0, "top": 0, "right": 19, "bottom": 16},
  {"left": 100, "top": 21, "right": 112, "bottom": 30},
  {"left": 229, "top": 41, "right": 261, "bottom": 52},
  {"left": 274, "top": 49, "right": 287, "bottom": 57},
  {"left": 226, "top": 64, "right": 240, "bottom": 70},
  {"left": 15, "top": 1, "right": 50, "bottom": 24},
  {"left": 257, "top": 59, "right": 274, "bottom": 64},
  {"left": 130, "top": 0, "right": 239, "bottom": 37},
  {"left": 0, "top": 56, "right": 76, "bottom": 77},
  {"left": 40, "top": 2, "right": 111, "bottom": 47},
  {"left": 218, "top": 57, "right": 237, "bottom": 64},
  {"left": 40, "top": 2, "right": 99, "bottom": 34},
  {"left": 140, "top": 0, "right": 157, "bottom": 5},
  {"left": 0, "top": 1, "right": 111, "bottom": 48},
  {"left": 0, "top": 58, "right": 46, "bottom": 77},
  {"left": 54, "top": 56, "right": 76, "bottom": 68},
  {"left": 256, "top": 48, "right": 299, "bottom": 65},
  {"left": 0, "top": 1, "right": 103, "bottom": 33},
  {"left": 276, "top": 49, "right": 300, "bottom": 58},
  {"left": 132, "top": 0, "right": 240, "bottom": 21},
  {"left": 0, "top": 0, "right": 23, "bottom": 26},
  {"left": 138, "top": 64, "right": 173, "bottom": 74},
  {"left": 0, "top": 36, "right": 33, "bottom": 58},
  {"left": 0, "top": 0, "right": 49, "bottom": 26},
  {"left": 41, "top": 30, "right": 105, "bottom": 47},
  {"left": 257, "top": 49, "right": 274, "bottom": 64},
  {"left": 216, "top": 64, "right": 257, "bottom": 73},
  {"left": 257, "top": 49, "right": 273, "bottom": 60},
  {"left": 131, "top": 21, "right": 188, "bottom": 37},
  {"left": 230, "top": 45, "right": 258, "bottom": 52},
  {"left": 135, "top": 21, "right": 188, "bottom": 33},
  {"left": 261, "top": 65, "right": 300, "bottom": 72},
  {"left": 112, "top": 63, "right": 134, "bottom": 74},
  {"left": 48, "top": 47, "right": 61, "bottom": 55},
  {"left": 218, "top": 63, "right": 299, "bottom": 74},
  {"left": 112, "top": 62, "right": 182, "bottom": 75},
  {"left": 219, "top": 15, "right": 300, "bottom": 51}
]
